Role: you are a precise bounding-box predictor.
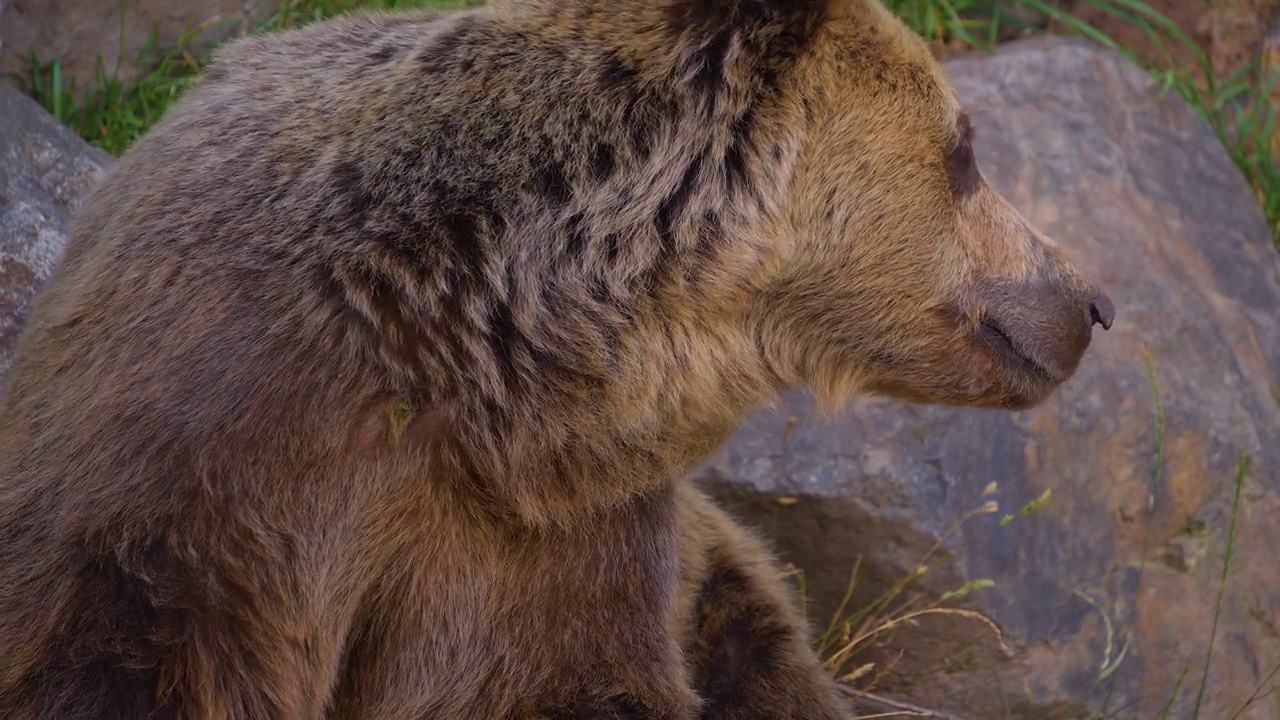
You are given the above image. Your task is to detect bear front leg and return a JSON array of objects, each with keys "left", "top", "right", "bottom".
[
  {"left": 520, "top": 486, "right": 705, "bottom": 720},
  {"left": 332, "top": 485, "right": 704, "bottom": 720},
  {"left": 677, "top": 484, "right": 852, "bottom": 720}
]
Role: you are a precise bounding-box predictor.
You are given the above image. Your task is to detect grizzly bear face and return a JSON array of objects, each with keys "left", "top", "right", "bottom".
[{"left": 737, "top": 0, "right": 1114, "bottom": 411}]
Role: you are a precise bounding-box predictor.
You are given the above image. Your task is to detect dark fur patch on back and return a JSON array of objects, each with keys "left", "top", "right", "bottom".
[
  {"left": 486, "top": 295, "right": 528, "bottom": 394},
  {"left": 724, "top": 104, "right": 758, "bottom": 194},
  {"left": 602, "top": 233, "right": 622, "bottom": 265},
  {"left": 331, "top": 161, "right": 376, "bottom": 222},
  {"left": 418, "top": 16, "right": 479, "bottom": 75},
  {"left": 328, "top": 156, "right": 528, "bottom": 393},
  {"left": 439, "top": 208, "right": 491, "bottom": 287},
  {"left": 625, "top": 94, "right": 670, "bottom": 161},
  {"left": 590, "top": 142, "right": 617, "bottom": 182},
  {"left": 533, "top": 158, "right": 574, "bottom": 206},
  {"left": 694, "top": 210, "right": 723, "bottom": 262},
  {"left": 673, "top": 0, "right": 826, "bottom": 36},
  {"left": 666, "top": 0, "right": 826, "bottom": 98},
  {"left": 598, "top": 52, "right": 639, "bottom": 92},
  {"left": 689, "top": 27, "right": 734, "bottom": 94},
  {"left": 655, "top": 150, "right": 706, "bottom": 246},
  {"left": 366, "top": 44, "right": 402, "bottom": 65},
  {"left": 564, "top": 212, "right": 590, "bottom": 259},
  {"left": 347, "top": 262, "right": 432, "bottom": 370}
]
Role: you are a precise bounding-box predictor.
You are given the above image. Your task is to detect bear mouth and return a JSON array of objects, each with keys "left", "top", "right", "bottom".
[{"left": 977, "top": 320, "right": 1055, "bottom": 381}]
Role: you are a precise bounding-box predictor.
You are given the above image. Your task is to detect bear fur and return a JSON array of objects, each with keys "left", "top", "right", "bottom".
[{"left": 0, "top": 0, "right": 1113, "bottom": 717}]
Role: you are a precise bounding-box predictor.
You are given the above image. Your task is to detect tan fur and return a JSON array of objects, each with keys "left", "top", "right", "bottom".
[{"left": 0, "top": 0, "right": 1112, "bottom": 717}]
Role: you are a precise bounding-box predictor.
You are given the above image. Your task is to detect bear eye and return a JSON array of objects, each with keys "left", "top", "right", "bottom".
[{"left": 944, "top": 112, "right": 980, "bottom": 199}]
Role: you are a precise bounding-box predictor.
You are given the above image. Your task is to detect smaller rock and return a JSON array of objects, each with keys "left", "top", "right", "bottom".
[{"left": 0, "top": 81, "right": 112, "bottom": 385}]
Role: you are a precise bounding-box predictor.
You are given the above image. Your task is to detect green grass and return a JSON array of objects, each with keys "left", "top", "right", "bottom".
[{"left": 25, "top": 28, "right": 202, "bottom": 156}]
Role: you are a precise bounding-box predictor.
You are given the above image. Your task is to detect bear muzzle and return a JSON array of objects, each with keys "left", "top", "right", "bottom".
[
  {"left": 1090, "top": 291, "right": 1116, "bottom": 331},
  {"left": 974, "top": 272, "right": 1115, "bottom": 389}
]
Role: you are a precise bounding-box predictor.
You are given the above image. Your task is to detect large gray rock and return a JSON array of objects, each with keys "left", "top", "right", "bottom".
[
  {"left": 695, "top": 35, "right": 1280, "bottom": 720},
  {"left": 0, "top": 82, "right": 112, "bottom": 383}
]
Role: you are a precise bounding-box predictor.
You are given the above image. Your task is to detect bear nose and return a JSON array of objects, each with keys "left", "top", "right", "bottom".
[{"left": 1089, "top": 291, "right": 1115, "bottom": 330}]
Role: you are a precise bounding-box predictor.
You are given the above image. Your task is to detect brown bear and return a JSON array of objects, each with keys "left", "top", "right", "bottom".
[{"left": 0, "top": 0, "right": 1114, "bottom": 717}]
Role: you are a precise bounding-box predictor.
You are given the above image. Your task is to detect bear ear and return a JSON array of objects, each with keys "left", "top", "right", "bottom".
[{"left": 664, "top": 0, "right": 833, "bottom": 84}]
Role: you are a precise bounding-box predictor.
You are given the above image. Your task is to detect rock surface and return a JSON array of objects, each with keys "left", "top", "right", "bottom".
[
  {"left": 694, "top": 36, "right": 1280, "bottom": 720},
  {"left": 1068, "top": 0, "right": 1279, "bottom": 81},
  {"left": 0, "top": 81, "right": 112, "bottom": 384}
]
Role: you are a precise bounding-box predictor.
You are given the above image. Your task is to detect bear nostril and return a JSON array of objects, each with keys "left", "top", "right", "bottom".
[{"left": 1089, "top": 291, "right": 1115, "bottom": 331}]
